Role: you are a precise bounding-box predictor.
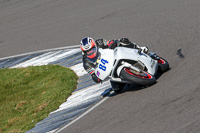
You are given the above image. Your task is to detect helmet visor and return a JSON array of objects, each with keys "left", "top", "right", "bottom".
[{"left": 86, "top": 47, "right": 99, "bottom": 63}]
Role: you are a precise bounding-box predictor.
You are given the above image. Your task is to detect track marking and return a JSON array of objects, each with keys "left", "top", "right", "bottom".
[
  {"left": 55, "top": 94, "right": 113, "bottom": 133},
  {"left": 0, "top": 45, "right": 80, "bottom": 61}
]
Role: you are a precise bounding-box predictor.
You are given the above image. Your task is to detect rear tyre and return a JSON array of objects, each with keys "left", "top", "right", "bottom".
[
  {"left": 113, "top": 88, "right": 123, "bottom": 93},
  {"left": 157, "top": 57, "right": 169, "bottom": 73},
  {"left": 110, "top": 81, "right": 126, "bottom": 93},
  {"left": 120, "top": 67, "right": 156, "bottom": 86}
]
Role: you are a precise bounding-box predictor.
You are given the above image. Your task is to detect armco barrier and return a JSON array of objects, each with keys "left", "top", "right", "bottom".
[{"left": 0, "top": 48, "right": 111, "bottom": 133}]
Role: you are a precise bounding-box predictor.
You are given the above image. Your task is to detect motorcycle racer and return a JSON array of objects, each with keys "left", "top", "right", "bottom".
[{"left": 80, "top": 37, "right": 149, "bottom": 92}]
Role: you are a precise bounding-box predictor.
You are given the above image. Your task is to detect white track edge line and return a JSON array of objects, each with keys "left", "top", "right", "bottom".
[
  {"left": 0, "top": 45, "right": 80, "bottom": 61},
  {"left": 55, "top": 96, "right": 110, "bottom": 133}
]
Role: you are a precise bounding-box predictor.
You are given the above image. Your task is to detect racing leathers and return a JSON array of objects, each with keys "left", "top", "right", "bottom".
[{"left": 82, "top": 38, "right": 149, "bottom": 88}]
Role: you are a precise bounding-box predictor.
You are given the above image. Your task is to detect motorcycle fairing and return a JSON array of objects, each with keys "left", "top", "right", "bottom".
[
  {"left": 112, "top": 47, "right": 158, "bottom": 76},
  {"left": 95, "top": 48, "right": 115, "bottom": 80}
]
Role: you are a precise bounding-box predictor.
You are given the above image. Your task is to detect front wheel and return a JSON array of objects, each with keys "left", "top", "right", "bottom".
[
  {"left": 157, "top": 57, "right": 169, "bottom": 73},
  {"left": 120, "top": 67, "right": 156, "bottom": 86}
]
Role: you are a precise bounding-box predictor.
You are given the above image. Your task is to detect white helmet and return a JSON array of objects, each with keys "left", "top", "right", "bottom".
[
  {"left": 80, "top": 37, "right": 98, "bottom": 61},
  {"left": 80, "top": 37, "right": 96, "bottom": 51}
]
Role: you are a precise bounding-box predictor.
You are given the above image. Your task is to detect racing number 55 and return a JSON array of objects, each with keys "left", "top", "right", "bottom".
[{"left": 99, "top": 59, "right": 108, "bottom": 71}]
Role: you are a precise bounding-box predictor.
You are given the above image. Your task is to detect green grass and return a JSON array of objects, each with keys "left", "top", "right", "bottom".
[{"left": 0, "top": 65, "right": 78, "bottom": 133}]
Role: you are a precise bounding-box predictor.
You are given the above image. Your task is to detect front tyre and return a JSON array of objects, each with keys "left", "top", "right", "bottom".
[
  {"left": 157, "top": 57, "right": 169, "bottom": 73},
  {"left": 120, "top": 67, "right": 156, "bottom": 86}
]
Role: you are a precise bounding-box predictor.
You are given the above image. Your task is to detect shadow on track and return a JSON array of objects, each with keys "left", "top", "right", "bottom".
[{"left": 109, "top": 69, "right": 171, "bottom": 97}]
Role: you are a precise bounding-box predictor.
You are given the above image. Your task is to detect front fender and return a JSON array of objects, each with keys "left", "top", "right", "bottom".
[
  {"left": 116, "top": 65, "right": 125, "bottom": 77},
  {"left": 116, "top": 63, "right": 131, "bottom": 77}
]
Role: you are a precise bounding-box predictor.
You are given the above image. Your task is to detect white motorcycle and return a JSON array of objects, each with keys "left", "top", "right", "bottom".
[{"left": 94, "top": 47, "right": 169, "bottom": 92}]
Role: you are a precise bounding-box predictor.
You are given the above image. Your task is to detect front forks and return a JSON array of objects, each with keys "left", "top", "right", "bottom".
[{"left": 116, "top": 61, "right": 141, "bottom": 76}]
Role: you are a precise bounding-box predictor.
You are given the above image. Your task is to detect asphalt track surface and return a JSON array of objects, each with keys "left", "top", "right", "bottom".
[{"left": 1, "top": 0, "right": 200, "bottom": 133}]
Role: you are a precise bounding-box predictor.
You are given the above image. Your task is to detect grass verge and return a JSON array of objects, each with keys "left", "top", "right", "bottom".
[{"left": 0, "top": 65, "right": 78, "bottom": 133}]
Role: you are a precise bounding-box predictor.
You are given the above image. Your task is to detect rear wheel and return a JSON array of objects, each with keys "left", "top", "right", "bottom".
[
  {"left": 113, "top": 88, "right": 123, "bottom": 93},
  {"left": 110, "top": 81, "right": 126, "bottom": 93},
  {"left": 120, "top": 67, "right": 156, "bottom": 86}
]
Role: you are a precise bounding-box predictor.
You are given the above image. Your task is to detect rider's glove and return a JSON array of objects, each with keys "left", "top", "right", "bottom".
[
  {"left": 108, "top": 40, "right": 118, "bottom": 49},
  {"left": 91, "top": 73, "right": 101, "bottom": 83},
  {"left": 140, "top": 46, "right": 149, "bottom": 54}
]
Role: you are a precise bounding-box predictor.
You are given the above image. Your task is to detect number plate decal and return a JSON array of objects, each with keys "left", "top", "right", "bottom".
[{"left": 99, "top": 59, "right": 109, "bottom": 71}]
